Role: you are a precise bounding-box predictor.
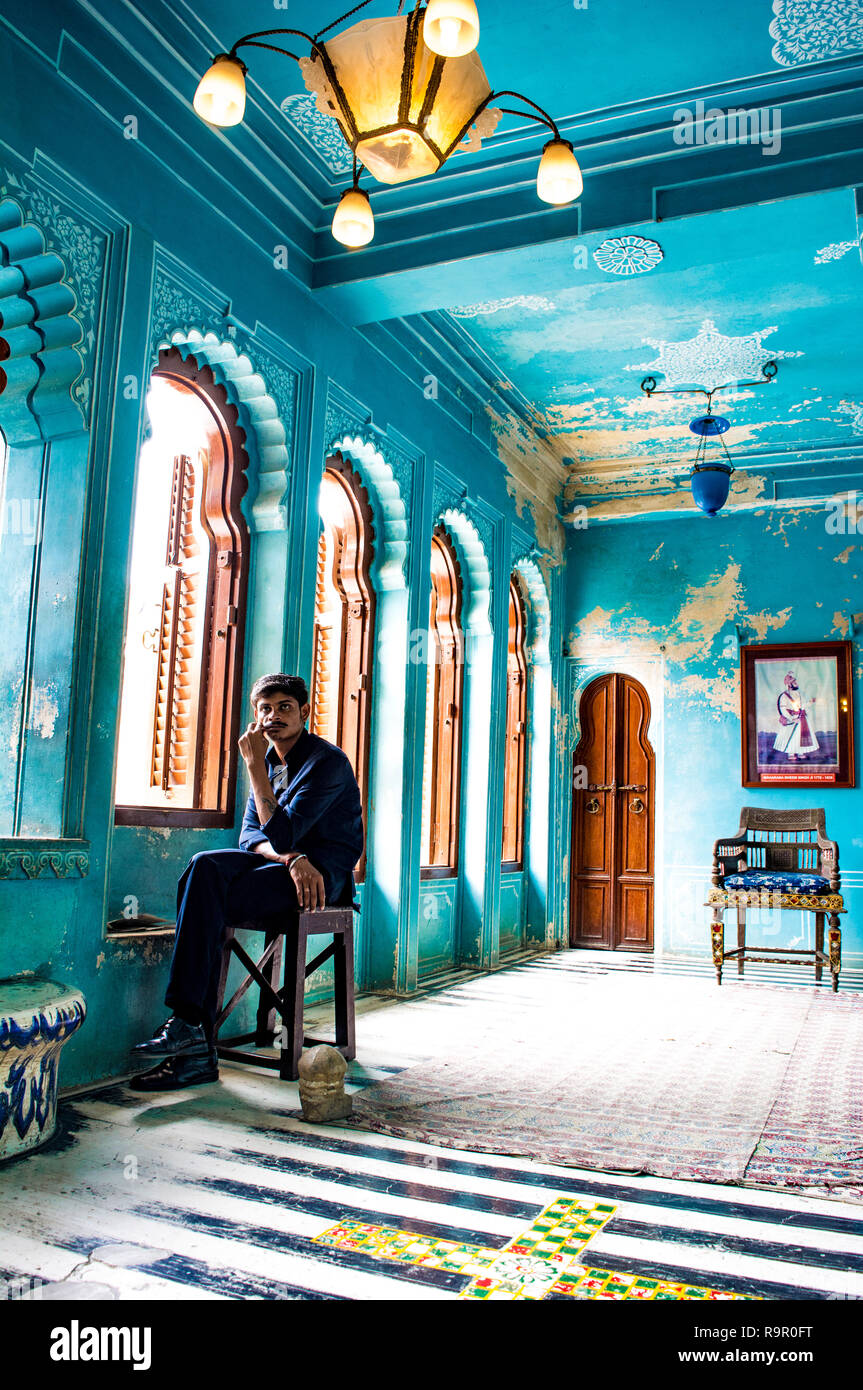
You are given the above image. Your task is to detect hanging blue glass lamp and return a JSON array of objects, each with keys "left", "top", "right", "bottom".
[
  {"left": 640, "top": 361, "right": 778, "bottom": 516},
  {"left": 689, "top": 412, "right": 733, "bottom": 516}
]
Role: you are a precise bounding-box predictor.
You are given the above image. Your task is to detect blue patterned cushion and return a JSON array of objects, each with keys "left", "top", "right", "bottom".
[{"left": 724, "top": 870, "right": 830, "bottom": 894}]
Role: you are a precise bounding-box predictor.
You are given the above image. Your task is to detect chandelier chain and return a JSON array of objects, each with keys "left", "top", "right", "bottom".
[{"left": 315, "top": 0, "right": 376, "bottom": 42}]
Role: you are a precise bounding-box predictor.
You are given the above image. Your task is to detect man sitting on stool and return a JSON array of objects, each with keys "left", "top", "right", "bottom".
[{"left": 130, "top": 673, "right": 364, "bottom": 1091}]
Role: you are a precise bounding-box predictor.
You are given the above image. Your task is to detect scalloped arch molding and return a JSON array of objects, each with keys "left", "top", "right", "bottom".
[
  {"left": 328, "top": 431, "right": 409, "bottom": 592},
  {"left": 513, "top": 555, "right": 551, "bottom": 661},
  {"left": 156, "top": 329, "right": 290, "bottom": 532},
  {"left": 0, "top": 198, "right": 84, "bottom": 441},
  {"left": 440, "top": 506, "right": 492, "bottom": 636}
]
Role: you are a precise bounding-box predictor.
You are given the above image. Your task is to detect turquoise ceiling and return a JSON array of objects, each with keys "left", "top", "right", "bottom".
[{"left": 431, "top": 188, "right": 863, "bottom": 475}]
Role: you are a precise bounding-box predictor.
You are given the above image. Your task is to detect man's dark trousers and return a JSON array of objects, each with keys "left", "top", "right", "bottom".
[{"left": 165, "top": 850, "right": 301, "bottom": 1037}]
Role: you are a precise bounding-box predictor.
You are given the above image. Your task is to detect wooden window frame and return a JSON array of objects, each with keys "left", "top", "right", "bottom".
[
  {"left": 501, "top": 575, "right": 528, "bottom": 872},
  {"left": 115, "top": 350, "right": 250, "bottom": 828},
  {"left": 311, "top": 455, "right": 376, "bottom": 879},
  {"left": 420, "top": 526, "right": 464, "bottom": 878}
]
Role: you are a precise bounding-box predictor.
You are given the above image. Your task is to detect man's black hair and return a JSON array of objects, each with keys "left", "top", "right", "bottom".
[{"left": 249, "top": 673, "right": 310, "bottom": 710}]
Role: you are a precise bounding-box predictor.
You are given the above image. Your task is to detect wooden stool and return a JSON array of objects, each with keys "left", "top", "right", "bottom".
[{"left": 213, "top": 908, "right": 355, "bottom": 1081}]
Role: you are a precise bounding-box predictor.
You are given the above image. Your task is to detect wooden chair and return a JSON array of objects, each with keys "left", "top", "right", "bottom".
[
  {"left": 707, "top": 807, "right": 844, "bottom": 990},
  {"left": 213, "top": 907, "right": 356, "bottom": 1080}
]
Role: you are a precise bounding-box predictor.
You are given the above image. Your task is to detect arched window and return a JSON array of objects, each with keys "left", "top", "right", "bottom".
[
  {"left": 502, "top": 576, "right": 528, "bottom": 868},
  {"left": 114, "top": 351, "right": 249, "bottom": 826},
  {"left": 420, "top": 527, "right": 464, "bottom": 874},
  {"left": 310, "top": 458, "right": 375, "bottom": 875}
]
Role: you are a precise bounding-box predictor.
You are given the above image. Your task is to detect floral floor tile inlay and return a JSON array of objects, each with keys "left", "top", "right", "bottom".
[{"left": 312, "top": 1196, "right": 760, "bottom": 1301}]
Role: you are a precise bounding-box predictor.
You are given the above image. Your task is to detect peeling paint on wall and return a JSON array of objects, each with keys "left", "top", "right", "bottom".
[
  {"left": 30, "top": 684, "right": 59, "bottom": 739},
  {"left": 672, "top": 670, "right": 740, "bottom": 716},
  {"left": 765, "top": 508, "right": 805, "bottom": 547},
  {"left": 748, "top": 607, "right": 792, "bottom": 640},
  {"left": 568, "top": 560, "right": 798, "bottom": 714}
]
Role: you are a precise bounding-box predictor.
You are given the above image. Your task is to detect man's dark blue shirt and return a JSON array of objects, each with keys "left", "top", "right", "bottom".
[{"left": 239, "top": 729, "right": 364, "bottom": 906}]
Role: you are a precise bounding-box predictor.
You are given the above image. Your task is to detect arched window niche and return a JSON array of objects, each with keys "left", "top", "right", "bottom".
[
  {"left": 114, "top": 350, "right": 250, "bottom": 827},
  {"left": 502, "top": 575, "right": 529, "bottom": 870},
  {"left": 322, "top": 428, "right": 411, "bottom": 991},
  {"left": 416, "top": 507, "right": 494, "bottom": 976},
  {"left": 420, "top": 526, "right": 465, "bottom": 876},
  {"left": 310, "top": 456, "right": 376, "bottom": 879}
]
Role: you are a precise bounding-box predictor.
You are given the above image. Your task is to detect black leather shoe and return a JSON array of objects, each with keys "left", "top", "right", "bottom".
[
  {"left": 131, "top": 1016, "right": 209, "bottom": 1059},
  {"left": 129, "top": 1052, "right": 219, "bottom": 1091}
]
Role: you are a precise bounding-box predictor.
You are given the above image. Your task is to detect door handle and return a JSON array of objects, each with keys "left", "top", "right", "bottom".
[
  {"left": 618, "top": 784, "right": 646, "bottom": 792},
  {"left": 629, "top": 798, "right": 645, "bottom": 814},
  {"left": 586, "top": 798, "right": 601, "bottom": 815}
]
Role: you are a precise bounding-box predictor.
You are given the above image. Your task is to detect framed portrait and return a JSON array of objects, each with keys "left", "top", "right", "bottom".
[{"left": 740, "top": 641, "right": 855, "bottom": 788}]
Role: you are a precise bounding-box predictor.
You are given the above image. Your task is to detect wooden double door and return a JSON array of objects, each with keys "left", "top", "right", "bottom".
[{"left": 570, "top": 673, "right": 655, "bottom": 951}]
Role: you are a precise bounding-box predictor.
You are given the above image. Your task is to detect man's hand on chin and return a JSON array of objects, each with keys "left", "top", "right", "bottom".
[
  {"left": 288, "top": 856, "right": 326, "bottom": 911},
  {"left": 239, "top": 720, "right": 269, "bottom": 769}
]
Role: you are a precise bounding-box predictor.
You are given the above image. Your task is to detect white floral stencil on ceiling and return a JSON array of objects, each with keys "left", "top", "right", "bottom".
[
  {"left": 627, "top": 318, "right": 803, "bottom": 391},
  {"left": 280, "top": 95, "right": 353, "bottom": 175},
  {"left": 450, "top": 295, "right": 557, "bottom": 318},
  {"left": 837, "top": 401, "right": 863, "bottom": 433},
  {"left": 593, "top": 235, "right": 663, "bottom": 276},
  {"left": 770, "top": 0, "right": 863, "bottom": 67},
  {"left": 814, "top": 239, "right": 861, "bottom": 265}
]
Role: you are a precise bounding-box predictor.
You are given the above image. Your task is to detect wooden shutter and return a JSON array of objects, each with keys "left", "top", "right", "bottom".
[
  {"left": 150, "top": 454, "right": 200, "bottom": 792},
  {"left": 312, "top": 527, "right": 338, "bottom": 743}
]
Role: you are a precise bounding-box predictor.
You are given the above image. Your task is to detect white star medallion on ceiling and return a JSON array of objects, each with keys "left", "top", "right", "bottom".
[{"left": 628, "top": 318, "right": 802, "bottom": 393}]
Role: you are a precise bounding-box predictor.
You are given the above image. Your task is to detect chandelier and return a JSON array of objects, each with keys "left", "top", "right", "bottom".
[{"left": 193, "top": 0, "right": 583, "bottom": 248}]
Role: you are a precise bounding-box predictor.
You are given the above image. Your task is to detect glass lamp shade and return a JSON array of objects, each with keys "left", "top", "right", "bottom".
[
  {"left": 691, "top": 463, "right": 732, "bottom": 516},
  {"left": 193, "top": 54, "right": 247, "bottom": 127},
  {"left": 536, "top": 139, "right": 583, "bottom": 204},
  {"left": 300, "top": 16, "right": 498, "bottom": 185},
  {"left": 332, "top": 188, "right": 375, "bottom": 247},
  {"left": 423, "top": 0, "right": 481, "bottom": 57}
]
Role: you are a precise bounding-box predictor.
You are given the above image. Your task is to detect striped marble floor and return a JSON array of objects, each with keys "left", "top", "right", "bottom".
[{"left": 2, "top": 950, "right": 861, "bottom": 1302}]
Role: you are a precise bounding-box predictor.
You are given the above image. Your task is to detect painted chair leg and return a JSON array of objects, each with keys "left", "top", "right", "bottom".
[
  {"left": 828, "top": 918, "right": 841, "bottom": 993},
  {"left": 711, "top": 913, "right": 724, "bottom": 986}
]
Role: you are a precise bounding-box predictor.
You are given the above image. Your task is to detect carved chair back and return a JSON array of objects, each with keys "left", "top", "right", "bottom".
[{"left": 713, "top": 807, "right": 839, "bottom": 892}]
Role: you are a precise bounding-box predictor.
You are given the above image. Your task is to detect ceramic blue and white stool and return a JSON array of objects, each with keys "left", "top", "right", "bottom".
[{"left": 0, "top": 980, "right": 86, "bottom": 1162}]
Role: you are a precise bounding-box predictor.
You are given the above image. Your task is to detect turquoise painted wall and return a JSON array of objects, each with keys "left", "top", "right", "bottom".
[
  {"left": 565, "top": 507, "right": 863, "bottom": 966},
  {"left": 0, "top": 12, "right": 560, "bottom": 1088}
]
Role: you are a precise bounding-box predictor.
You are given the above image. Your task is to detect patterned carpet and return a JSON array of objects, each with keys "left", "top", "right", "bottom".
[
  {"left": 745, "top": 992, "right": 863, "bottom": 1197},
  {"left": 349, "top": 961, "right": 861, "bottom": 1191}
]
